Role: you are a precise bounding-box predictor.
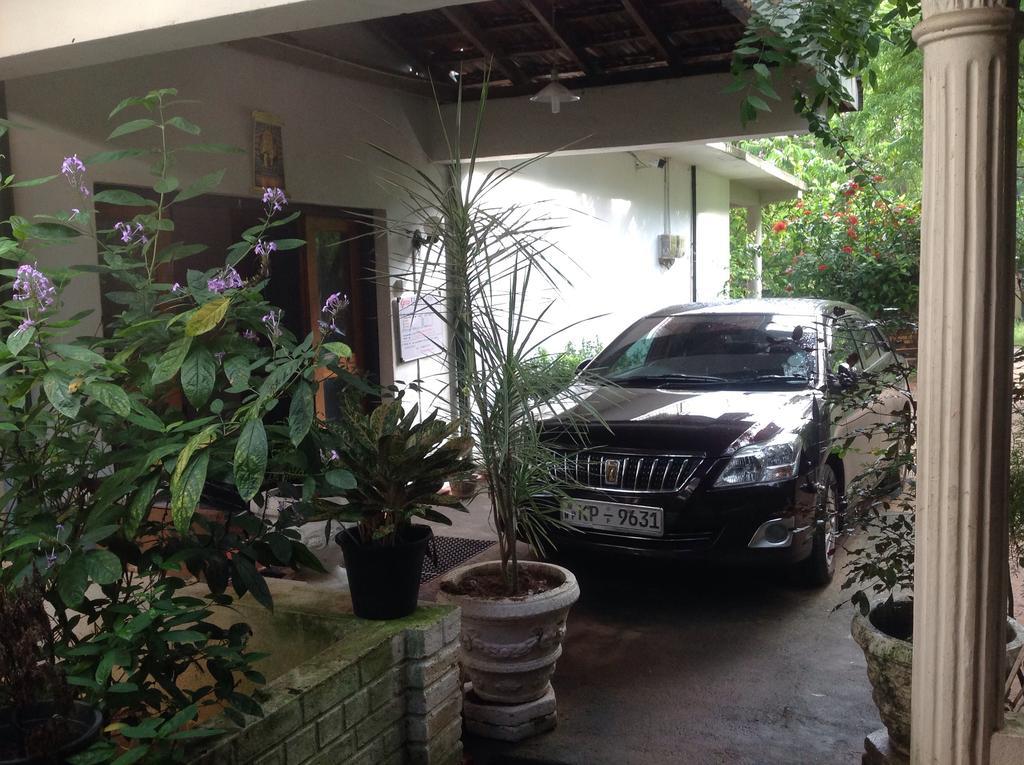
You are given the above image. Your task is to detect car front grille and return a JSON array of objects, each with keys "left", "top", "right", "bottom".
[{"left": 553, "top": 451, "right": 703, "bottom": 494}]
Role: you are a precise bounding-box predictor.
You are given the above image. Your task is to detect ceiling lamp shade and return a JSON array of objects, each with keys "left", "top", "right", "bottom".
[{"left": 530, "top": 73, "right": 580, "bottom": 114}]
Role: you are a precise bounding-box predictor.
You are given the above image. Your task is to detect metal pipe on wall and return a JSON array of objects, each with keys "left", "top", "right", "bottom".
[{"left": 690, "top": 165, "right": 697, "bottom": 303}]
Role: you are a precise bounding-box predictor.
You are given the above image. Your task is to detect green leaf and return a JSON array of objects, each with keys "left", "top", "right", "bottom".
[
  {"left": 324, "top": 341, "right": 353, "bottom": 359},
  {"left": 111, "top": 746, "right": 150, "bottom": 765},
  {"left": 166, "top": 116, "right": 201, "bottom": 135},
  {"left": 126, "top": 473, "right": 160, "bottom": 537},
  {"left": 174, "top": 169, "right": 225, "bottom": 203},
  {"left": 43, "top": 372, "right": 80, "bottom": 418},
  {"left": 288, "top": 381, "right": 314, "bottom": 446},
  {"left": 163, "top": 630, "right": 206, "bottom": 644},
  {"left": 6, "top": 325, "right": 34, "bottom": 356},
  {"left": 170, "top": 450, "right": 209, "bottom": 533},
  {"left": 108, "top": 118, "right": 156, "bottom": 140},
  {"left": 109, "top": 95, "right": 147, "bottom": 119},
  {"left": 753, "top": 63, "right": 771, "bottom": 79},
  {"left": 152, "top": 335, "right": 192, "bottom": 384},
  {"left": 270, "top": 238, "right": 305, "bottom": 251},
  {"left": 83, "top": 382, "right": 132, "bottom": 417},
  {"left": 93, "top": 189, "right": 154, "bottom": 207},
  {"left": 86, "top": 550, "right": 122, "bottom": 585},
  {"left": 186, "top": 296, "right": 231, "bottom": 336},
  {"left": 223, "top": 356, "right": 251, "bottom": 388},
  {"left": 233, "top": 418, "right": 268, "bottom": 502},
  {"left": 325, "top": 469, "right": 356, "bottom": 490},
  {"left": 19, "top": 221, "right": 80, "bottom": 240},
  {"left": 747, "top": 95, "right": 771, "bottom": 112},
  {"left": 53, "top": 343, "right": 106, "bottom": 364},
  {"left": 153, "top": 176, "right": 179, "bottom": 194},
  {"left": 233, "top": 555, "right": 273, "bottom": 610},
  {"left": 181, "top": 345, "right": 216, "bottom": 408},
  {"left": 9, "top": 174, "right": 57, "bottom": 188},
  {"left": 58, "top": 553, "right": 89, "bottom": 607},
  {"left": 85, "top": 148, "right": 152, "bottom": 164}
]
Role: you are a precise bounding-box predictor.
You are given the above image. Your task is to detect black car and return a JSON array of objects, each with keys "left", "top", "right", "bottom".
[{"left": 541, "top": 298, "right": 910, "bottom": 585}]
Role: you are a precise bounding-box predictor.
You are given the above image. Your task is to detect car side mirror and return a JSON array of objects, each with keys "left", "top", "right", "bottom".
[
  {"left": 575, "top": 357, "right": 594, "bottom": 376},
  {"left": 827, "top": 363, "right": 858, "bottom": 393}
]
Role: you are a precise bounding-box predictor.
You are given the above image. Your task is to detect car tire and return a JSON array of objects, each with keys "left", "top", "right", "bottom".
[{"left": 799, "top": 464, "right": 840, "bottom": 587}]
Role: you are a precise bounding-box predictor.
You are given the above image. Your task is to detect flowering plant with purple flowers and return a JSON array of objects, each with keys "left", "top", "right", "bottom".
[{"left": 0, "top": 89, "right": 358, "bottom": 764}]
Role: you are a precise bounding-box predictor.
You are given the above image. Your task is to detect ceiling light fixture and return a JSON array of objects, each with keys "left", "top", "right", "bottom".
[{"left": 530, "top": 67, "right": 579, "bottom": 114}]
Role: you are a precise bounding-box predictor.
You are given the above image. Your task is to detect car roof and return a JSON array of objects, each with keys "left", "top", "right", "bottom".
[{"left": 645, "top": 298, "right": 863, "bottom": 320}]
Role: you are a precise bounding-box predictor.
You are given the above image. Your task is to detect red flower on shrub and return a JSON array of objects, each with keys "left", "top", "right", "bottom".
[
  {"left": 784, "top": 266, "right": 794, "bottom": 276},
  {"left": 872, "top": 174, "right": 884, "bottom": 182},
  {"left": 818, "top": 264, "right": 828, "bottom": 272},
  {"left": 803, "top": 209, "right": 812, "bottom": 216},
  {"left": 772, "top": 220, "right": 788, "bottom": 233},
  {"left": 842, "top": 245, "right": 853, "bottom": 254},
  {"left": 847, "top": 215, "right": 858, "bottom": 225},
  {"left": 841, "top": 181, "right": 860, "bottom": 197},
  {"left": 847, "top": 227, "right": 858, "bottom": 239},
  {"left": 784, "top": 283, "right": 794, "bottom": 292}
]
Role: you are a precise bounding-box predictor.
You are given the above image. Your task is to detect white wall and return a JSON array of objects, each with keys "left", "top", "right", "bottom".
[
  {"left": 4, "top": 42, "right": 448, "bottom": 409},
  {"left": 469, "top": 152, "right": 732, "bottom": 354}
]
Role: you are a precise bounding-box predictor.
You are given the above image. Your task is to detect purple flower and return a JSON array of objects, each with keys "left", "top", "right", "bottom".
[
  {"left": 261, "top": 309, "right": 282, "bottom": 339},
  {"left": 45, "top": 550, "right": 58, "bottom": 569},
  {"left": 262, "top": 187, "right": 287, "bottom": 215},
  {"left": 214, "top": 351, "right": 226, "bottom": 362},
  {"left": 171, "top": 282, "right": 182, "bottom": 294},
  {"left": 330, "top": 449, "right": 340, "bottom": 462},
  {"left": 242, "top": 329, "right": 258, "bottom": 342},
  {"left": 207, "top": 267, "right": 243, "bottom": 293},
  {"left": 13, "top": 264, "right": 56, "bottom": 311},
  {"left": 114, "top": 221, "right": 146, "bottom": 245},
  {"left": 322, "top": 292, "right": 349, "bottom": 316},
  {"left": 254, "top": 240, "right": 277, "bottom": 259},
  {"left": 17, "top": 317, "right": 35, "bottom": 332},
  {"left": 61, "top": 155, "right": 87, "bottom": 195}
]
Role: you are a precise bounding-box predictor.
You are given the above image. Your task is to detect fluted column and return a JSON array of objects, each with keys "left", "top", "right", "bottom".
[{"left": 912, "top": 3, "right": 1022, "bottom": 763}]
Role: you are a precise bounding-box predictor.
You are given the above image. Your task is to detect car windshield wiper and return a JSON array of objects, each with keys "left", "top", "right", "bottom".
[
  {"left": 736, "top": 374, "right": 812, "bottom": 384},
  {"left": 609, "top": 374, "right": 728, "bottom": 386}
]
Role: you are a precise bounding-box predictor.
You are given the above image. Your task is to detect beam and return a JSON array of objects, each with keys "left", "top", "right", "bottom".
[
  {"left": 620, "top": 0, "right": 682, "bottom": 68},
  {"left": 441, "top": 6, "right": 529, "bottom": 88},
  {"left": 521, "top": 0, "right": 597, "bottom": 76},
  {"left": 0, "top": 0, "right": 480, "bottom": 80},
  {"left": 719, "top": 0, "right": 752, "bottom": 24}
]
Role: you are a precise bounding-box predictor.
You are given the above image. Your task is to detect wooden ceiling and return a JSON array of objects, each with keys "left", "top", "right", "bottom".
[{"left": 368, "top": 0, "right": 751, "bottom": 97}]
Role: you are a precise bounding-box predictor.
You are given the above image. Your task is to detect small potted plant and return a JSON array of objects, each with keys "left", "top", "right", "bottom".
[
  {"left": 316, "top": 394, "right": 474, "bottom": 620},
  {"left": 838, "top": 375, "right": 1024, "bottom": 756},
  {"left": 0, "top": 582, "right": 102, "bottom": 764}
]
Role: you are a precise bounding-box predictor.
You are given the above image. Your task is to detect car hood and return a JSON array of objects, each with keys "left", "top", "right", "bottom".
[{"left": 544, "top": 384, "right": 819, "bottom": 457}]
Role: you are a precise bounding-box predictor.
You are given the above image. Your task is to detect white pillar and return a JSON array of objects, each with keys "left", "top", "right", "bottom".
[
  {"left": 746, "top": 204, "right": 763, "bottom": 299},
  {"left": 911, "top": 4, "right": 1021, "bottom": 763}
]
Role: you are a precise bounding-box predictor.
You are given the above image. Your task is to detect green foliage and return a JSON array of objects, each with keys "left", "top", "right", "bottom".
[
  {"left": 0, "top": 88, "right": 347, "bottom": 763},
  {"left": 525, "top": 338, "right": 604, "bottom": 398},
  {"left": 315, "top": 392, "right": 475, "bottom": 544},
  {"left": 759, "top": 186, "right": 920, "bottom": 318}
]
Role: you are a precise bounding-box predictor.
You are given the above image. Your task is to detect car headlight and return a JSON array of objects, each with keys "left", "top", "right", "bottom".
[{"left": 713, "top": 434, "right": 802, "bottom": 488}]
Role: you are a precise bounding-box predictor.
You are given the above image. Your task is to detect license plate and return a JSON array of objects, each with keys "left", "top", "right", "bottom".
[{"left": 560, "top": 499, "right": 664, "bottom": 538}]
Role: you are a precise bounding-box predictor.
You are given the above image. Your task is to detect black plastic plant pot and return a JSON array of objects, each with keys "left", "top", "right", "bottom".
[
  {"left": 0, "top": 701, "right": 103, "bottom": 765},
  {"left": 336, "top": 524, "right": 432, "bottom": 620}
]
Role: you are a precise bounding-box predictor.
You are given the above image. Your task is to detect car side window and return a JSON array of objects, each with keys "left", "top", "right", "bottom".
[
  {"left": 849, "top": 321, "right": 882, "bottom": 369},
  {"left": 829, "top": 320, "right": 862, "bottom": 374},
  {"left": 610, "top": 335, "right": 654, "bottom": 374}
]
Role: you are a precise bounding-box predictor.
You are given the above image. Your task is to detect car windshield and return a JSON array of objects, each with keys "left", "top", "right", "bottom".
[{"left": 587, "top": 312, "right": 819, "bottom": 387}]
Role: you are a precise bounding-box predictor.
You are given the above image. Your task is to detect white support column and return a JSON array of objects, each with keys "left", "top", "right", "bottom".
[
  {"left": 911, "top": 4, "right": 1021, "bottom": 763},
  {"left": 745, "top": 203, "right": 763, "bottom": 299}
]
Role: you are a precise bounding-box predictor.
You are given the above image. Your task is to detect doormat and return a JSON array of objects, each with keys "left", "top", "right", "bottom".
[{"left": 421, "top": 536, "right": 495, "bottom": 583}]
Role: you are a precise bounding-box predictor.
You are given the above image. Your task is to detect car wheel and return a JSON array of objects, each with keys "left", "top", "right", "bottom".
[{"left": 799, "top": 464, "right": 840, "bottom": 587}]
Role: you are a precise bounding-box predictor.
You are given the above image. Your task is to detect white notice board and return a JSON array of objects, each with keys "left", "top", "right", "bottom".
[{"left": 395, "top": 295, "right": 446, "bottom": 362}]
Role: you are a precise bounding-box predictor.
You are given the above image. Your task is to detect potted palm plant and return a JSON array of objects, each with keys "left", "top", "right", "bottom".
[
  {"left": 371, "top": 76, "right": 597, "bottom": 733},
  {"left": 315, "top": 393, "right": 474, "bottom": 620}
]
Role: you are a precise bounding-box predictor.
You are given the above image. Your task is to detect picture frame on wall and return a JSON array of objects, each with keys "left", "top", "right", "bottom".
[{"left": 253, "top": 111, "right": 285, "bottom": 191}]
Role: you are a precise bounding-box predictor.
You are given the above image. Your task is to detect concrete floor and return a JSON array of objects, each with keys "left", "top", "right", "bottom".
[
  {"left": 297, "top": 497, "right": 881, "bottom": 763},
  {"left": 443, "top": 546, "right": 880, "bottom": 765}
]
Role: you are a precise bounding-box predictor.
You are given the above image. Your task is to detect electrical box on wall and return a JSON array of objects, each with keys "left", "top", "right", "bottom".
[{"left": 658, "top": 234, "right": 684, "bottom": 268}]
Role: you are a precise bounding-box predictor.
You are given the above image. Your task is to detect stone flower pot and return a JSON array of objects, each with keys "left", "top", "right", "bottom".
[
  {"left": 852, "top": 598, "right": 1024, "bottom": 756},
  {"left": 437, "top": 560, "right": 579, "bottom": 705}
]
